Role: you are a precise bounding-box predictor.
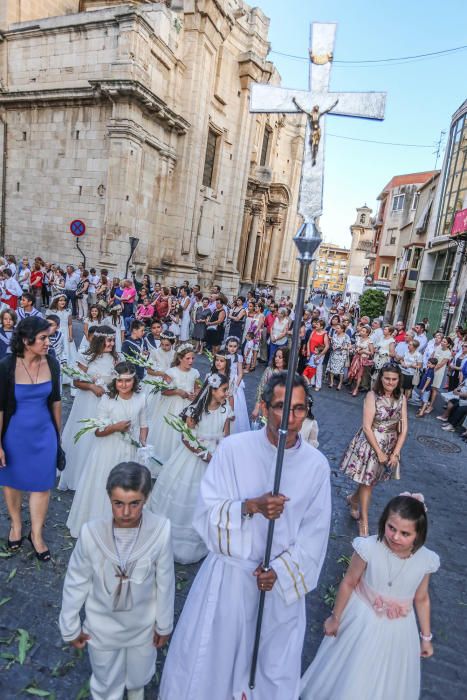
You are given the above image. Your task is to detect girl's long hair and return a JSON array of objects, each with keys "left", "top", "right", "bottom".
[
  {"left": 84, "top": 325, "right": 119, "bottom": 363},
  {"left": 180, "top": 372, "right": 228, "bottom": 426},
  {"left": 210, "top": 349, "right": 231, "bottom": 379},
  {"left": 87, "top": 304, "right": 104, "bottom": 324},
  {"left": 171, "top": 343, "right": 195, "bottom": 367},
  {"left": 48, "top": 294, "right": 68, "bottom": 311},
  {"left": 107, "top": 361, "right": 141, "bottom": 398}
]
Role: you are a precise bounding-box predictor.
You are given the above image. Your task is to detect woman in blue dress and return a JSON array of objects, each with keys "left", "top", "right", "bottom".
[{"left": 0, "top": 317, "right": 62, "bottom": 560}]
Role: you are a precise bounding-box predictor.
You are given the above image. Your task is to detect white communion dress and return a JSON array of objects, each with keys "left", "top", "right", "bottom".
[
  {"left": 66, "top": 392, "right": 148, "bottom": 537},
  {"left": 226, "top": 353, "right": 250, "bottom": 434},
  {"left": 59, "top": 353, "right": 116, "bottom": 491},
  {"left": 54, "top": 308, "right": 78, "bottom": 385},
  {"left": 300, "top": 535, "right": 440, "bottom": 700},
  {"left": 148, "top": 366, "right": 200, "bottom": 470},
  {"left": 144, "top": 346, "right": 175, "bottom": 425},
  {"left": 148, "top": 401, "right": 234, "bottom": 564}
]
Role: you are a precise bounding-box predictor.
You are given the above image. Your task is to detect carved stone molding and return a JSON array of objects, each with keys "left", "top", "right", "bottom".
[{"left": 0, "top": 80, "right": 190, "bottom": 135}]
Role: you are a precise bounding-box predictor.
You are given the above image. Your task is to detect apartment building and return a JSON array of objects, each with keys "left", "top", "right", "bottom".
[{"left": 312, "top": 242, "right": 350, "bottom": 293}]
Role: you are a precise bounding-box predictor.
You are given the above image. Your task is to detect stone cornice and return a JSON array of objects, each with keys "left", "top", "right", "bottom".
[
  {"left": 5, "top": 6, "right": 160, "bottom": 41},
  {"left": 0, "top": 80, "right": 190, "bottom": 135},
  {"left": 4, "top": 6, "right": 180, "bottom": 70},
  {"left": 238, "top": 50, "right": 271, "bottom": 88},
  {"left": 107, "top": 118, "right": 177, "bottom": 161},
  {"left": 93, "top": 80, "right": 190, "bottom": 134}
]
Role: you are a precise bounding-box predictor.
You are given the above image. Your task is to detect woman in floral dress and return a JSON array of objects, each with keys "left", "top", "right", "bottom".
[
  {"left": 328, "top": 322, "right": 351, "bottom": 390},
  {"left": 348, "top": 325, "right": 374, "bottom": 396},
  {"left": 341, "top": 364, "right": 408, "bottom": 537},
  {"left": 242, "top": 300, "right": 263, "bottom": 371}
]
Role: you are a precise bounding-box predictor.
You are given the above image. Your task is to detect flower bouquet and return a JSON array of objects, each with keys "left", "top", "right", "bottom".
[
  {"left": 74, "top": 418, "right": 159, "bottom": 466},
  {"left": 62, "top": 365, "right": 93, "bottom": 383},
  {"left": 73, "top": 418, "right": 109, "bottom": 443},
  {"left": 122, "top": 352, "right": 153, "bottom": 370},
  {"left": 142, "top": 378, "right": 171, "bottom": 395},
  {"left": 164, "top": 414, "right": 208, "bottom": 456},
  {"left": 203, "top": 349, "right": 214, "bottom": 364}
]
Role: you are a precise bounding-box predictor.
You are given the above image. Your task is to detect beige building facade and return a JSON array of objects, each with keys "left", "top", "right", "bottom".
[
  {"left": 0, "top": 0, "right": 304, "bottom": 296},
  {"left": 312, "top": 242, "right": 350, "bottom": 294}
]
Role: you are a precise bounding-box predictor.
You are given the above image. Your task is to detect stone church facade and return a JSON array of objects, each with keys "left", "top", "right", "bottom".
[{"left": 0, "top": 0, "right": 304, "bottom": 295}]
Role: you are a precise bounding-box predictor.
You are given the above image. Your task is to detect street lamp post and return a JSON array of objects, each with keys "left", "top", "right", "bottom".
[
  {"left": 249, "top": 220, "right": 321, "bottom": 689},
  {"left": 125, "top": 236, "right": 139, "bottom": 279}
]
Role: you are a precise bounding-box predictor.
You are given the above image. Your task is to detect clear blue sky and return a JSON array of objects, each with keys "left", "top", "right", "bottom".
[{"left": 257, "top": 0, "right": 467, "bottom": 247}]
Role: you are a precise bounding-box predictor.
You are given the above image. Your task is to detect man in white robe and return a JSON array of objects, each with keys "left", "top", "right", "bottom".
[{"left": 159, "top": 373, "right": 331, "bottom": 700}]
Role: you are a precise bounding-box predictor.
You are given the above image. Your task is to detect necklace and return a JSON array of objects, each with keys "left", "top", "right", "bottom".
[
  {"left": 21, "top": 358, "right": 42, "bottom": 384},
  {"left": 384, "top": 538, "right": 411, "bottom": 587}
]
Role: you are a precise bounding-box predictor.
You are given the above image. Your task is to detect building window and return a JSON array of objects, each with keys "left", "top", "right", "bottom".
[
  {"left": 411, "top": 192, "right": 420, "bottom": 210},
  {"left": 380, "top": 264, "right": 390, "bottom": 280},
  {"left": 437, "top": 112, "right": 467, "bottom": 236},
  {"left": 392, "top": 194, "right": 405, "bottom": 211},
  {"left": 202, "top": 129, "right": 219, "bottom": 188},
  {"left": 433, "top": 249, "right": 456, "bottom": 281},
  {"left": 360, "top": 213, "right": 366, "bottom": 224},
  {"left": 386, "top": 228, "right": 397, "bottom": 245},
  {"left": 260, "top": 127, "right": 272, "bottom": 167},
  {"left": 411, "top": 247, "right": 422, "bottom": 269}
]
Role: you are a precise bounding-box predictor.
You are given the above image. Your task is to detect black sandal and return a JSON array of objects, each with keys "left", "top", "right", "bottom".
[
  {"left": 27, "top": 532, "right": 51, "bottom": 562},
  {"left": 7, "top": 529, "right": 24, "bottom": 552}
]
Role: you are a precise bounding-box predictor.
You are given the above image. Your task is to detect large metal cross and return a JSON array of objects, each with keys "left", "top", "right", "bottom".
[{"left": 250, "top": 23, "right": 386, "bottom": 222}]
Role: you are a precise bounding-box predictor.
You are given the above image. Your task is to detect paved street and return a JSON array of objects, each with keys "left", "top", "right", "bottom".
[{"left": 1, "top": 343, "right": 466, "bottom": 699}]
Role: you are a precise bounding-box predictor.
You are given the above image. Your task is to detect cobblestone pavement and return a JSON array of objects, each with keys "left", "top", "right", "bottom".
[{"left": 1, "top": 336, "right": 466, "bottom": 699}]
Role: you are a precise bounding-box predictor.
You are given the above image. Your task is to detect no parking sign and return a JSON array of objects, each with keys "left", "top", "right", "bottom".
[{"left": 70, "top": 219, "right": 86, "bottom": 237}]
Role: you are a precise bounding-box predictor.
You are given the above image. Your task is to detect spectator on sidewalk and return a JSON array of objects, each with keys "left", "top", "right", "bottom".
[{"left": 65, "top": 265, "right": 80, "bottom": 317}]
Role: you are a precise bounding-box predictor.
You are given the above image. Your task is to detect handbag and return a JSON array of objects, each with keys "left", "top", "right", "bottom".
[
  {"left": 56, "top": 443, "right": 66, "bottom": 472},
  {"left": 412, "top": 369, "right": 421, "bottom": 387}
]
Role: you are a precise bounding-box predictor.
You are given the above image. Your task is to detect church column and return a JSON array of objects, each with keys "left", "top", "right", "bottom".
[
  {"left": 243, "top": 204, "right": 262, "bottom": 282},
  {"left": 265, "top": 217, "right": 282, "bottom": 283}
]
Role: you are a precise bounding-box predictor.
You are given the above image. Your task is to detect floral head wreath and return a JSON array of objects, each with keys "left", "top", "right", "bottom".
[
  {"left": 177, "top": 342, "right": 195, "bottom": 354},
  {"left": 114, "top": 371, "right": 136, "bottom": 379},
  {"left": 51, "top": 293, "right": 67, "bottom": 303},
  {"left": 161, "top": 331, "right": 176, "bottom": 341},
  {"left": 399, "top": 492, "right": 428, "bottom": 512},
  {"left": 225, "top": 335, "right": 241, "bottom": 346},
  {"left": 93, "top": 328, "right": 116, "bottom": 338}
]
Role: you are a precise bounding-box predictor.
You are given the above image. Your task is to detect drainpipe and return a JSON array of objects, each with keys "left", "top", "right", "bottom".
[{"left": 0, "top": 115, "right": 6, "bottom": 256}]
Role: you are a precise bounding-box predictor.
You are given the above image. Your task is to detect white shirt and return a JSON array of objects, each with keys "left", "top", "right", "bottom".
[
  {"left": 65, "top": 271, "right": 80, "bottom": 291},
  {"left": 414, "top": 332, "right": 428, "bottom": 354},
  {"left": 88, "top": 274, "right": 99, "bottom": 294},
  {"left": 370, "top": 327, "right": 383, "bottom": 346}
]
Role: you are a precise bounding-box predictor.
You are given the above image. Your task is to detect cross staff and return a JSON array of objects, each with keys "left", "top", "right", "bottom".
[
  {"left": 250, "top": 22, "right": 386, "bottom": 222},
  {"left": 247, "top": 22, "right": 386, "bottom": 691}
]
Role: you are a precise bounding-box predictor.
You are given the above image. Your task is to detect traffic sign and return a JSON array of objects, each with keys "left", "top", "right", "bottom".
[{"left": 70, "top": 219, "right": 86, "bottom": 237}]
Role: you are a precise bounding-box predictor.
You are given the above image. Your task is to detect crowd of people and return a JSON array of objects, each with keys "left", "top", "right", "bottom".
[{"left": 0, "top": 254, "right": 462, "bottom": 699}]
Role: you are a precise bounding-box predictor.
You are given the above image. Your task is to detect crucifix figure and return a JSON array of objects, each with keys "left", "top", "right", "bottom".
[
  {"left": 250, "top": 22, "right": 386, "bottom": 223},
  {"left": 292, "top": 96, "right": 339, "bottom": 165}
]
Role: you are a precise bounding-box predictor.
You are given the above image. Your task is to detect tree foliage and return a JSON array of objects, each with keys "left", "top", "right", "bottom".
[{"left": 359, "top": 288, "right": 387, "bottom": 320}]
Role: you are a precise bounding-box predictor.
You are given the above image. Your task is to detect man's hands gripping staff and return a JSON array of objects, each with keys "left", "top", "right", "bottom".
[{"left": 244, "top": 492, "right": 290, "bottom": 592}]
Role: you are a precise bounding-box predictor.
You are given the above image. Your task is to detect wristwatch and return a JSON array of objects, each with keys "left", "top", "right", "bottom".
[{"left": 241, "top": 500, "right": 253, "bottom": 519}]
